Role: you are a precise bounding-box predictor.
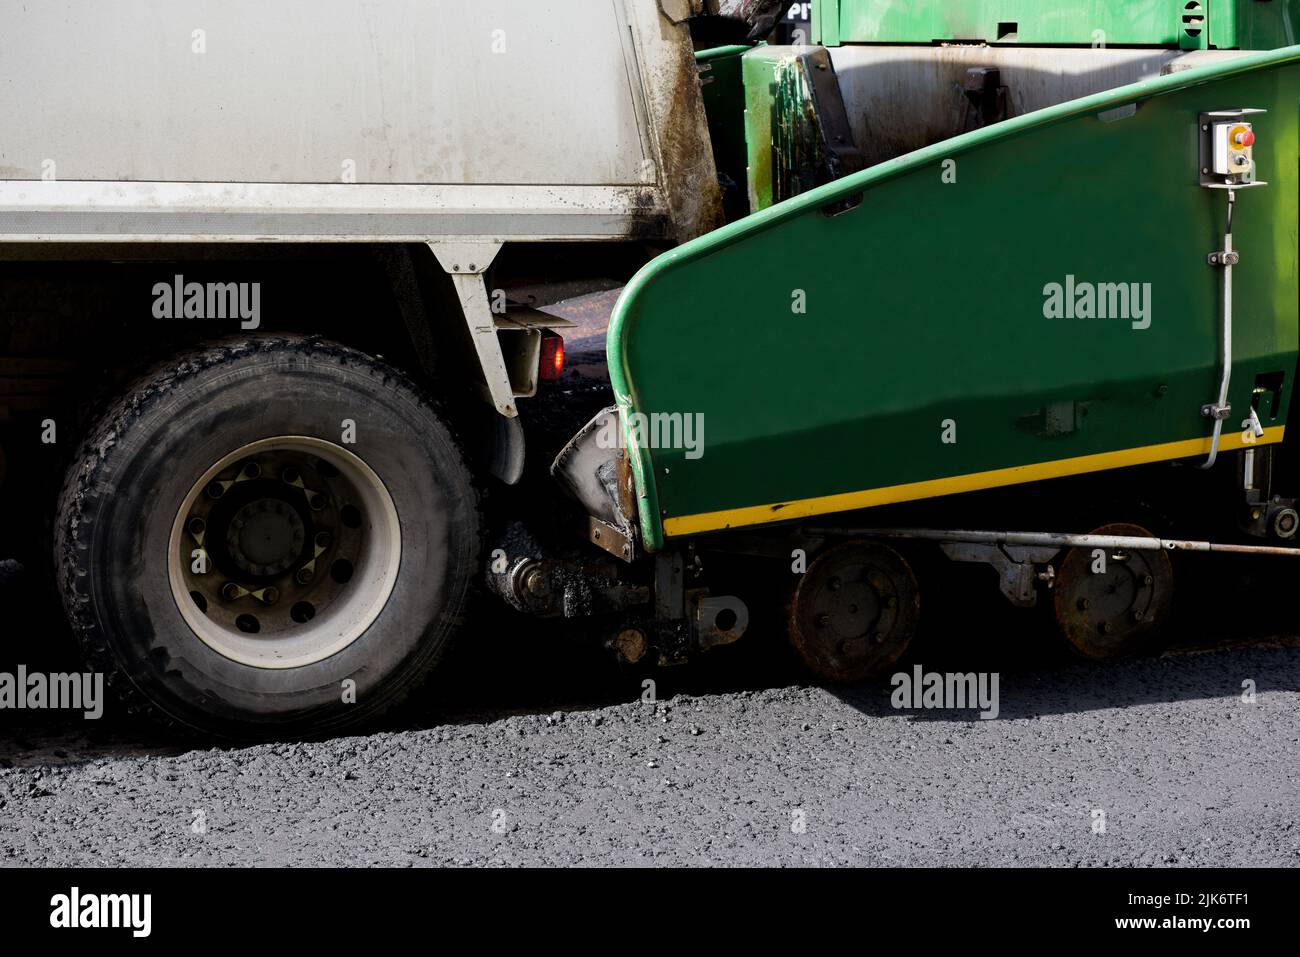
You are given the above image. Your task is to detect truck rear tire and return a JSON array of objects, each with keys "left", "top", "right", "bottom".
[{"left": 55, "top": 337, "right": 481, "bottom": 738}]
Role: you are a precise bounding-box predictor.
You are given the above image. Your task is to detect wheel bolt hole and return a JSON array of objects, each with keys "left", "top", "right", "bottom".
[
  {"left": 235, "top": 614, "right": 260, "bottom": 634},
  {"left": 189, "top": 591, "right": 208, "bottom": 614},
  {"left": 330, "top": 558, "right": 354, "bottom": 584},
  {"left": 281, "top": 466, "right": 300, "bottom": 484},
  {"left": 240, "top": 461, "right": 262, "bottom": 480},
  {"left": 340, "top": 505, "right": 362, "bottom": 529},
  {"left": 290, "top": 601, "right": 316, "bottom": 624},
  {"left": 205, "top": 482, "right": 225, "bottom": 499}
]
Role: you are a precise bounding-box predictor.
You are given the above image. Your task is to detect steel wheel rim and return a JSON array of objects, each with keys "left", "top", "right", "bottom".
[
  {"left": 789, "top": 541, "right": 920, "bottom": 682},
  {"left": 1053, "top": 522, "right": 1173, "bottom": 659},
  {"left": 167, "top": 436, "right": 401, "bottom": 669}
]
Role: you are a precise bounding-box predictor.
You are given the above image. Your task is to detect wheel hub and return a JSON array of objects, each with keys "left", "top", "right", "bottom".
[
  {"left": 166, "top": 437, "right": 401, "bottom": 669},
  {"left": 1053, "top": 522, "right": 1173, "bottom": 659},
  {"left": 788, "top": 540, "right": 920, "bottom": 682},
  {"left": 227, "top": 498, "right": 306, "bottom": 577}
]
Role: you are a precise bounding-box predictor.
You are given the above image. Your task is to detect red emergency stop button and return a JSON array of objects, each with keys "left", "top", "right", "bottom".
[{"left": 1235, "top": 128, "right": 1256, "bottom": 147}]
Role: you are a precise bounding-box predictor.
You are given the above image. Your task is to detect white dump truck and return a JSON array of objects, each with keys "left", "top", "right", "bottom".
[{"left": 0, "top": 0, "right": 770, "bottom": 736}]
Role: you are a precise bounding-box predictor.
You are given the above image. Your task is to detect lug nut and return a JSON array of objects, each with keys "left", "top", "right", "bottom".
[
  {"left": 296, "top": 566, "right": 315, "bottom": 585},
  {"left": 315, "top": 531, "right": 332, "bottom": 549},
  {"left": 220, "top": 582, "right": 242, "bottom": 602},
  {"left": 281, "top": 466, "right": 301, "bottom": 484},
  {"left": 1132, "top": 610, "right": 1145, "bottom": 622},
  {"left": 241, "top": 461, "right": 262, "bottom": 480},
  {"left": 309, "top": 493, "right": 327, "bottom": 511},
  {"left": 524, "top": 568, "right": 547, "bottom": 597},
  {"left": 260, "top": 587, "right": 279, "bottom": 605},
  {"left": 1144, "top": 575, "right": 1154, "bottom": 586},
  {"left": 1078, "top": 598, "right": 1090, "bottom": 611},
  {"left": 827, "top": 576, "right": 841, "bottom": 591},
  {"left": 815, "top": 614, "right": 831, "bottom": 628},
  {"left": 187, "top": 517, "right": 206, "bottom": 537},
  {"left": 205, "top": 481, "right": 225, "bottom": 499}
]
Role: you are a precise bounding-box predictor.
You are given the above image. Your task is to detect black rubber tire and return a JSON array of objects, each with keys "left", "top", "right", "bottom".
[{"left": 54, "top": 336, "right": 481, "bottom": 739}]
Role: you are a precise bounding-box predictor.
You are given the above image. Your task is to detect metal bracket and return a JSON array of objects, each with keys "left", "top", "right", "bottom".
[
  {"left": 588, "top": 516, "right": 633, "bottom": 563},
  {"left": 692, "top": 592, "right": 749, "bottom": 650},
  {"left": 960, "top": 67, "right": 1010, "bottom": 132},
  {"left": 1207, "top": 250, "right": 1240, "bottom": 266},
  {"left": 427, "top": 241, "right": 516, "bottom": 418},
  {"left": 651, "top": 550, "right": 692, "bottom": 664},
  {"left": 1201, "top": 402, "right": 1232, "bottom": 420},
  {"left": 939, "top": 542, "right": 1058, "bottom": 608}
]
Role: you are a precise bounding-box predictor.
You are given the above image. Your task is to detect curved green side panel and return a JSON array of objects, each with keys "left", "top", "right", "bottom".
[{"left": 609, "top": 45, "right": 1300, "bottom": 551}]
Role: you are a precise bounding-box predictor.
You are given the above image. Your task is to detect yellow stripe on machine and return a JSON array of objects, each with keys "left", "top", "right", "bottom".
[{"left": 663, "top": 427, "right": 1286, "bottom": 538}]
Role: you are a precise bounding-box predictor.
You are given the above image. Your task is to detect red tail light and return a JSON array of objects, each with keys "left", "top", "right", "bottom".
[{"left": 540, "top": 333, "right": 565, "bottom": 381}]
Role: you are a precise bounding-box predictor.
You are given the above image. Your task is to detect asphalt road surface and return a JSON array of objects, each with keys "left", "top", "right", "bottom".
[{"left": 2, "top": 567, "right": 1297, "bottom": 866}]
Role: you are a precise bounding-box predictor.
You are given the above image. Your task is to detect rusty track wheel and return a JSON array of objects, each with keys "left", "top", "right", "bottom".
[
  {"left": 1053, "top": 523, "right": 1173, "bottom": 660},
  {"left": 788, "top": 540, "right": 920, "bottom": 683}
]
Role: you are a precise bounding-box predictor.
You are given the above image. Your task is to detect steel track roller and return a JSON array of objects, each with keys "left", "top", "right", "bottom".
[
  {"left": 788, "top": 540, "right": 920, "bottom": 682},
  {"left": 1053, "top": 523, "right": 1174, "bottom": 660}
]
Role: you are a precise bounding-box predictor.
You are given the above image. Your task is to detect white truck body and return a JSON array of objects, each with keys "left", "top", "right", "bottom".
[{"left": 0, "top": 0, "right": 720, "bottom": 243}]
